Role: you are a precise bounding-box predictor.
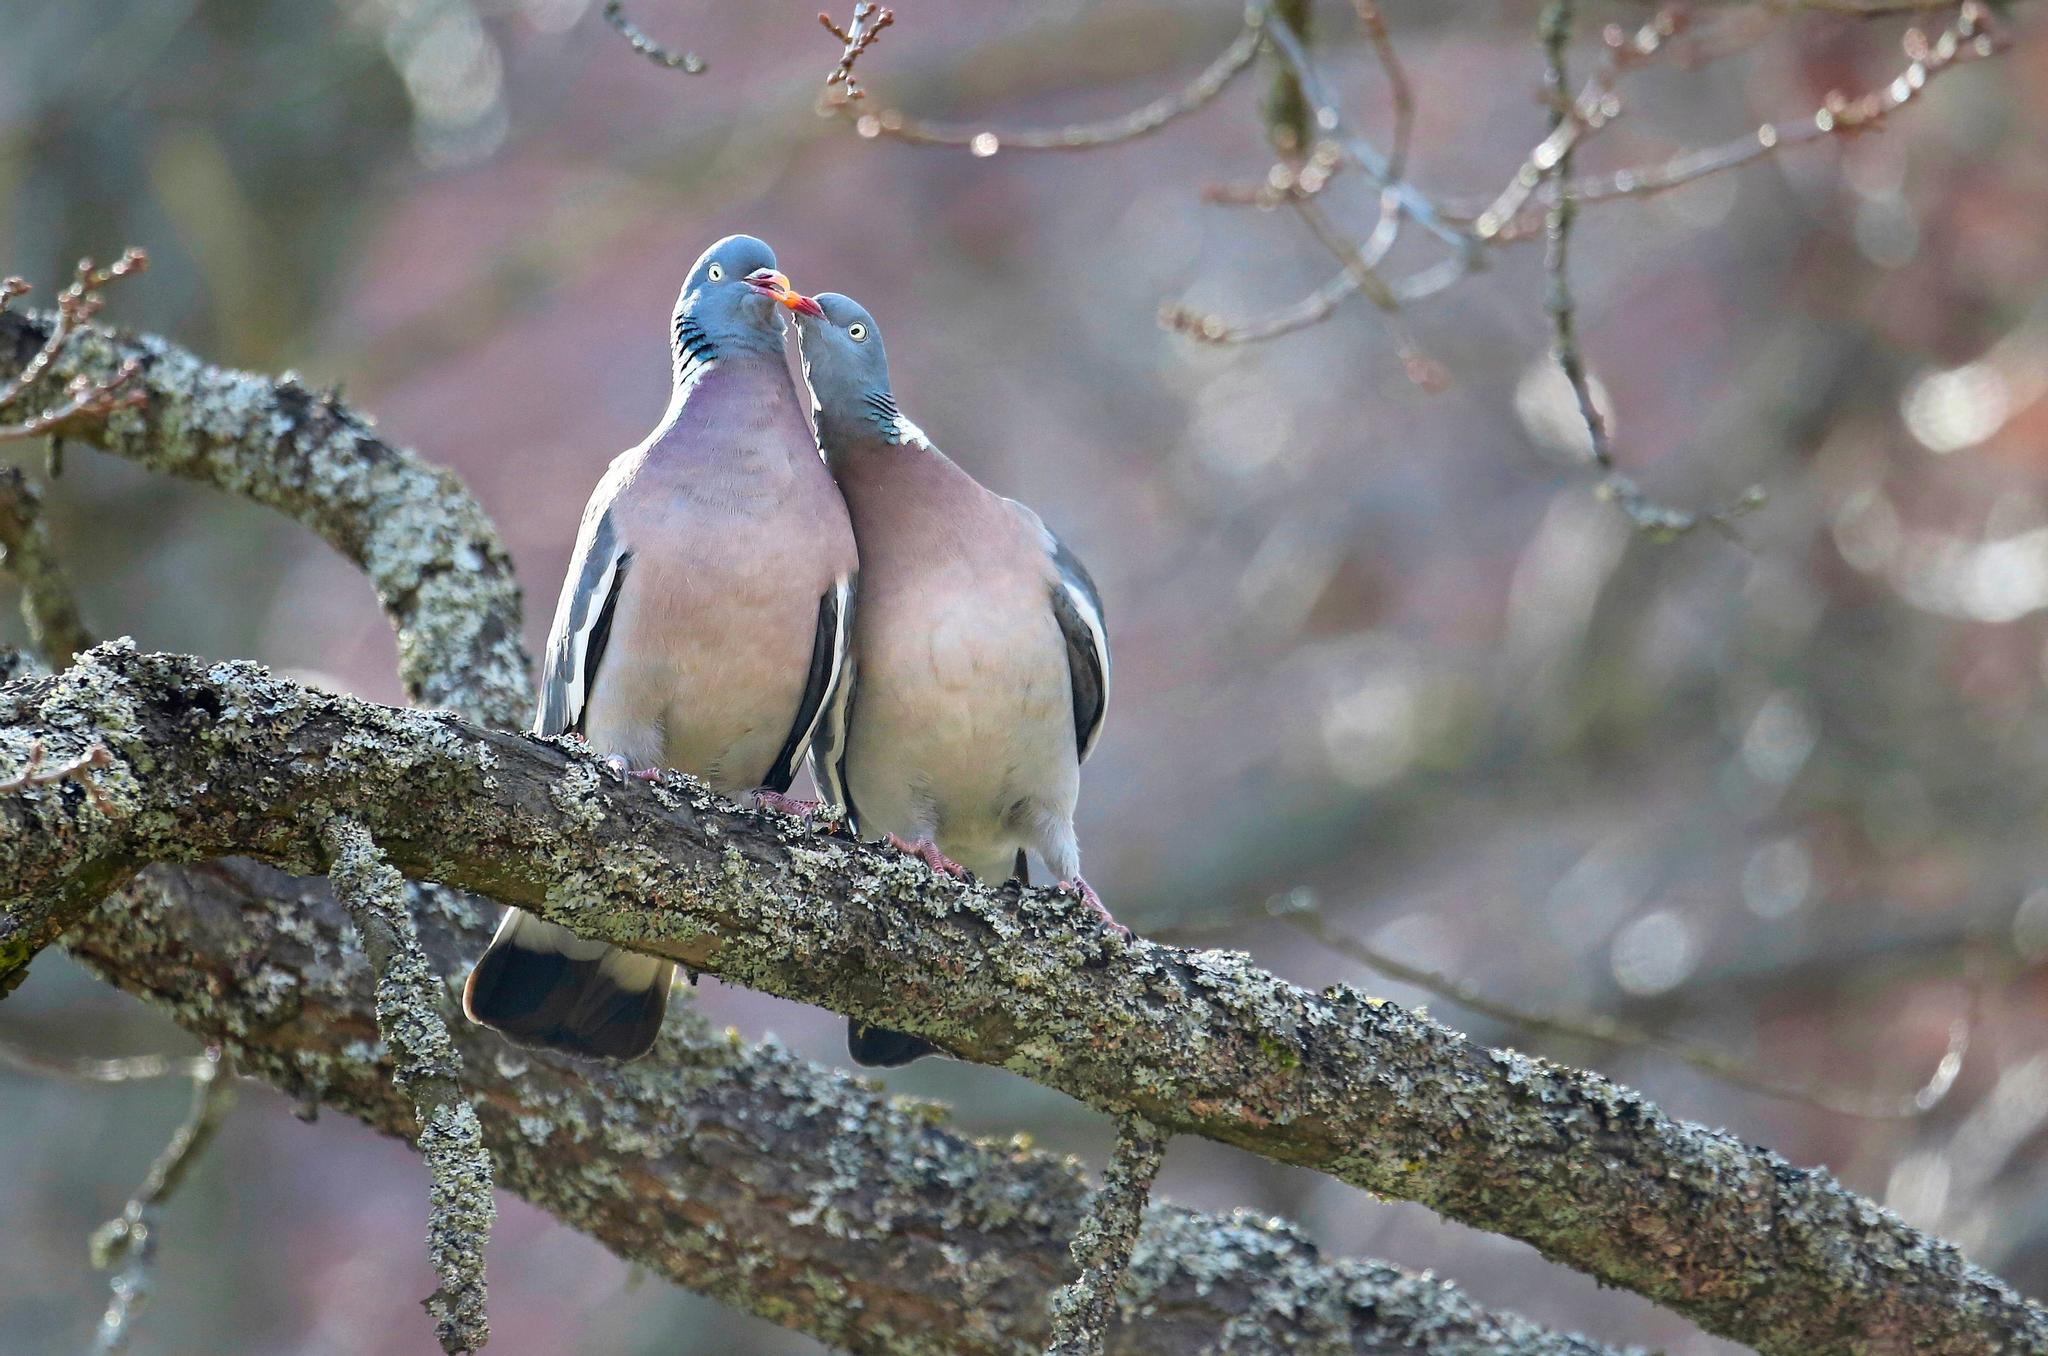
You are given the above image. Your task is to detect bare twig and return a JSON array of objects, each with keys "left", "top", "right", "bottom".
[
  {"left": 0, "top": 467, "right": 93, "bottom": 665},
  {"left": 1353, "top": 0, "right": 1415, "bottom": 181},
  {"left": 817, "top": 4, "right": 1262, "bottom": 153},
  {"left": 1164, "top": 891, "right": 1975, "bottom": 1122},
  {"left": 89, "top": 1046, "right": 235, "bottom": 1355},
  {"left": 1262, "top": 0, "right": 1316, "bottom": 158},
  {"left": 1533, "top": 5, "right": 1767, "bottom": 538},
  {"left": 322, "top": 817, "right": 493, "bottom": 1355},
  {"left": 818, "top": 2, "right": 895, "bottom": 100},
  {"left": 1567, "top": 3, "right": 2010, "bottom": 208},
  {"left": 1045, "top": 1116, "right": 1169, "bottom": 1356},
  {"left": 0, "top": 736, "right": 115, "bottom": 814},
  {"left": 599, "top": 0, "right": 704, "bottom": 74},
  {"left": 0, "top": 1037, "right": 214, "bottom": 1084},
  {"left": 0, "top": 252, "right": 148, "bottom": 443}
]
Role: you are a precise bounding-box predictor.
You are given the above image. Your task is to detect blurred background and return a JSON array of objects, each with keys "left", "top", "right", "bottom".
[{"left": 5, "top": 1, "right": 2048, "bottom": 1352}]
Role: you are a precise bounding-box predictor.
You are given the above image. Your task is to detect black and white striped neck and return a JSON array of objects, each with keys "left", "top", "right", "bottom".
[{"left": 672, "top": 314, "right": 718, "bottom": 384}]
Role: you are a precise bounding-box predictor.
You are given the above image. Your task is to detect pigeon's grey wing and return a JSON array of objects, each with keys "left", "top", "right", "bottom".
[
  {"left": 534, "top": 495, "right": 631, "bottom": 739},
  {"left": 1044, "top": 529, "right": 1110, "bottom": 764},
  {"left": 760, "top": 570, "right": 855, "bottom": 794}
]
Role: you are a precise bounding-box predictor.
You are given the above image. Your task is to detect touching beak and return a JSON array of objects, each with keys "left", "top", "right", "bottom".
[{"left": 747, "top": 268, "right": 825, "bottom": 317}]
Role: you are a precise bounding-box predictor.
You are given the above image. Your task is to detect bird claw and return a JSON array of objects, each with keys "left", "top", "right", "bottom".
[
  {"left": 603, "top": 754, "right": 664, "bottom": 782},
  {"left": 1056, "top": 876, "right": 1127, "bottom": 936},
  {"left": 753, "top": 789, "right": 826, "bottom": 818},
  {"left": 884, "top": 833, "right": 968, "bottom": 879}
]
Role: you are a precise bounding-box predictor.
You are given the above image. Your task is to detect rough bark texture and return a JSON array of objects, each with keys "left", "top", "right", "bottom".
[
  {"left": 4, "top": 645, "right": 2041, "bottom": 1356},
  {"left": 0, "top": 309, "right": 527, "bottom": 726},
  {"left": 52, "top": 852, "right": 1617, "bottom": 1356}
]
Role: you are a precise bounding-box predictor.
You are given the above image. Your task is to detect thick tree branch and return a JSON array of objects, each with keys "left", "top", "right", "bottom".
[
  {"left": 5, "top": 646, "right": 2040, "bottom": 1356},
  {"left": 0, "top": 309, "right": 528, "bottom": 728},
  {"left": 56, "top": 854, "right": 1619, "bottom": 1356}
]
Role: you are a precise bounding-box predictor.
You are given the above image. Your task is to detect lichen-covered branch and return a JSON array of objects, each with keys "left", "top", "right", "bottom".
[
  {"left": 0, "top": 467, "right": 94, "bottom": 665},
  {"left": 0, "top": 309, "right": 528, "bottom": 728},
  {"left": 5, "top": 645, "right": 2041, "bottom": 1356},
  {"left": 322, "top": 817, "right": 494, "bottom": 1354},
  {"left": 1046, "top": 1116, "right": 1166, "bottom": 1356},
  {"left": 88, "top": 1046, "right": 235, "bottom": 1355},
  {"left": 60, "top": 855, "right": 1621, "bottom": 1356}
]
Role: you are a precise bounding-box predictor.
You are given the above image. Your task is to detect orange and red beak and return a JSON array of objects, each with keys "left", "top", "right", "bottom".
[{"left": 745, "top": 267, "right": 825, "bottom": 317}]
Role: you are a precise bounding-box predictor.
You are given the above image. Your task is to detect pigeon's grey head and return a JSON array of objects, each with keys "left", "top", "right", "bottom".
[
  {"left": 671, "top": 234, "right": 821, "bottom": 368},
  {"left": 793, "top": 292, "right": 904, "bottom": 442}
]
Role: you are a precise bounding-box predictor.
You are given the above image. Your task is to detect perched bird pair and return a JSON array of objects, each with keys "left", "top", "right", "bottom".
[{"left": 463, "top": 235, "right": 1113, "bottom": 1067}]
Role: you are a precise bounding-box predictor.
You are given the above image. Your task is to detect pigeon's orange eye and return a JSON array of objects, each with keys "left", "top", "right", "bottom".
[
  {"left": 707, "top": 263, "right": 725, "bottom": 282},
  {"left": 848, "top": 323, "right": 868, "bottom": 342}
]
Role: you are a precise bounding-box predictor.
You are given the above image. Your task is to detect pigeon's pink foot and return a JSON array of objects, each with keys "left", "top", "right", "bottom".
[
  {"left": 603, "top": 754, "right": 664, "bottom": 782},
  {"left": 1056, "top": 876, "right": 1128, "bottom": 936},
  {"left": 885, "top": 833, "right": 968, "bottom": 879},
  {"left": 753, "top": 789, "right": 825, "bottom": 817}
]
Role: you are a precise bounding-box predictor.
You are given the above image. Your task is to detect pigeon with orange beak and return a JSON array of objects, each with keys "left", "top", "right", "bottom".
[
  {"left": 793, "top": 291, "right": 1119, "bottom": 1069},
  {"left": 466, "top": 235, "right": 852, "bottom": 1061}
]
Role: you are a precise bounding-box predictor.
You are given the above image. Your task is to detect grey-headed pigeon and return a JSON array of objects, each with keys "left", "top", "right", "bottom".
[
  {"left": 464, "top": 235, "right": 852, "bottom": 1062},
  {"left": 793, "top": 292, "right": 1116, "bottom": 1068}
]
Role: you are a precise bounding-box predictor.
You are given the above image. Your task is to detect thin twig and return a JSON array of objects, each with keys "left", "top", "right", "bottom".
[
  {"left": 1352, "top": 0, "right": 1415, "bottom": 181},
  {"left": 1573, "top": 4, "right": 2007, "bottom": 206},
  {"left": 1045, "top": 1116, "right": 1168, "bottom": 1356},
  {"left": 1542, "top": 0, "right": 1602, "bottom": 474},
  {"left": 1536, "top": 4, "right": 1766, "bottom": 538},
  {"left": 0, "top": 736, "right": 116, "bottom": 814},
  {"left": 0, "top": 466, "right": 94, "bottom": 665},
  {"left": 1158, "top": 893, "right": 1975, "bottom": 1122},
  {"left": 1255, "top": 10, "right": 1477, "bottom": 258},
  {"left": 0, "top": 1037, "right": 214, "bottom": 1084},
  {"left": 818, "top": 2, "right": 895, "bottom": 99},
  {"left": 0, "top": 252, "right": 149, "bottom": 443},
  {"left": 817, "top": 4, "right": 1262, "bottom": 153},
  {"left": 89, "top": 1047, "right": 235, "bottom": 1355},
  {"left": 600, "top": 0, "right": 705, "bottom": 74},
  {"left": 323, "top": 817, "right": 494, "bottom": 1355}
]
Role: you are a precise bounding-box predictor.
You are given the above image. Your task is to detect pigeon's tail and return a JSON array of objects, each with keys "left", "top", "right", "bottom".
[
  {"left": 847, "top": 1021, "right": 938, "bottom": 1067},
  {"left": 464, "top": 909, "right": 672, "bottom": 1062}
]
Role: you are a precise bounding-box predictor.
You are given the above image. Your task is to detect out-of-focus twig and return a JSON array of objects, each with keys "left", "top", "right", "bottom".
[
  {"left": 600, "top": 0, "right": 705, "bottom": 74},
  {"left": 89, "top": 1046, "right": 235, "bottom": 1355},
  {"left": 0, "top": 251, "right": 148, "bottom": 443},
  {"left": 1532, "top": 5, "right": 1767, "bottom": 539},
  {"left": 1160, "top": 891, "right": 1976, "bottom": 1122},
  {"left": 0, "top": 1037, "right": 215, "bottom": 1084},
  {"left": 0, "top": 467, "right": 93, "bottom": 665},
  {"left": 1046, "top": 1116, "right": 1168, "bottom": 1356},
  {"left": 816, "top": 3, "right": 1262, "bottom": 152},
  {"left": 819, "top": 2, "right": 894, "bottom": 100},
  {"left": 322, "top": 818, "right": 493, "bottom": 1356},
  {"left": 1354, "top": 0, "right": 1415, "bottom": 181},
  {"left": 1261, "top": 0, "right": 1315, "bottom": 158}
]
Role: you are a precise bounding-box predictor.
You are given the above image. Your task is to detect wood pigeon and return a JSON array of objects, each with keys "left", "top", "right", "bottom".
[
  {"left": 464, "top": 235, "right": 854, "bottom": 1062},
  {"left": 793, "top": 292, "right": 1118, "bottom": 1068}
]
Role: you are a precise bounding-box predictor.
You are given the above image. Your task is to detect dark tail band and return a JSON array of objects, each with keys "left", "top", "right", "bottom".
[
  {"left": 464, "top": 910, "right": 672, "bottom": 1062},
  {"left": 847, "top": 1020, "right": 938, "bottom": 1068}
]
